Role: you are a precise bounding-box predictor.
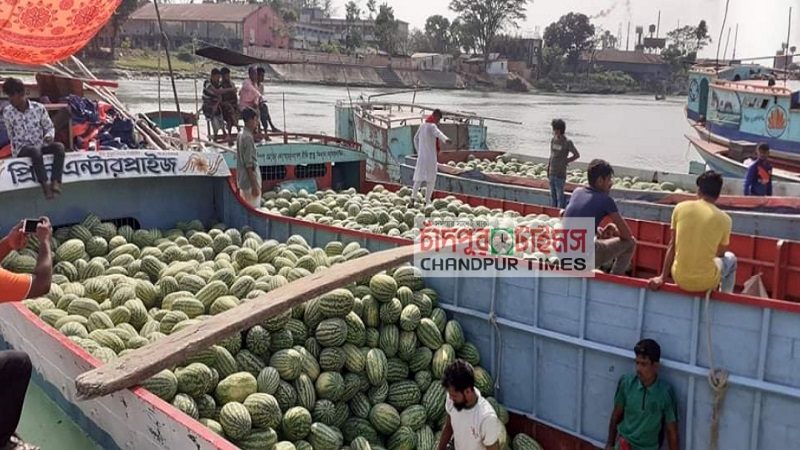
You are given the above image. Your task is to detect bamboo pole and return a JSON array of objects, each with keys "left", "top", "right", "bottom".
[{"left": 74, "top": 245, "right": 416, "bottom": 400}]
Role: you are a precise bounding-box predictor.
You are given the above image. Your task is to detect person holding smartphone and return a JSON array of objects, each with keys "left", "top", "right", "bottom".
[{"left": 0, "top": 216, "right": 52, "bottom": 450}]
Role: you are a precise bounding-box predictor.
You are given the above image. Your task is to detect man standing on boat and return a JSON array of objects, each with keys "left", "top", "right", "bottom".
[
  {"left": 2, "top": 78, "right": 65, "bottom": 200},
  {"left": 437, "top": 360, "right": 503, "bottom": 450},
  {"left": 237, "top": 108, "right": 262, "bottom": 208},
  {"left": 256, "top": 67, "right": 281, "bottom": 134},
  {"left": 605, "top": 339, "right": 680, "bottom": 450},
  {"left": 219, "top": 67, "right": 240, "bottom": 138},
  {"left": 202, "top": 69, "right": 231, "bottom": 144},
  {"left": 563, "top": 159, "right": 636, "bottom": 275},
  {"left": 548, "top": 119, "right": 580, "bottom": 209},
  {"left": 744, "top": 143, "right": 772, "bottom": 196},
  {"left": 648, "top": 171, "right": 737, "bottom": 294},
  {"left": 411, "top": 109, "right": 451, "bottom": 207},
  {"left": 0, "top": 217, "right": 53, "bottom": 450}
]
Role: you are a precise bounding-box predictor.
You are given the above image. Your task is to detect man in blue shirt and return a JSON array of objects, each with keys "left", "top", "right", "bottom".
[
  {"left": 744, "top": 143, "right": 772, "bottom": 196},
  {"left": 563, "top": 159, "right": 636, "bottom": 275}
]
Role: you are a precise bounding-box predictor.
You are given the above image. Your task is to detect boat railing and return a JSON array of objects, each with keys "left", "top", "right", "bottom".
[
  {"left": 212, "top": 131, "right": 362, "bottom": 151},
  {"left": 712, "top": 80, "right": 795, "bottom": 96}
]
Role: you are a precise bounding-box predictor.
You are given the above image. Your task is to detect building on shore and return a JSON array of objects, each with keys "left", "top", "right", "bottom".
[
  {"left": 410, "top": 53, "right": 453, "bottom": 72},
  {"left": 579, "top": 49, "right": 669, "bottom": 83},
  {"left": 122, "top": 4, "right": 289, "bottom": 51},
  {"left": 292, "top": 7, "right": 409, "bottom": 53},
  {"left": 460, "top": 54, "right": 510, "bottom": 76}
]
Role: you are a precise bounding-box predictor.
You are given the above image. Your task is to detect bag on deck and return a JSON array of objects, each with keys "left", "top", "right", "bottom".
[{"left": 741, "top": 273, "right": 768, "bottom": 298}]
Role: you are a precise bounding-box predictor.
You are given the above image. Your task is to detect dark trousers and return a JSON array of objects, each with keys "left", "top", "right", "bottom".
[
  {"left": 258, "top": 102, "right": 279, "bottom": 132},
  {"left": 18, "top": 142, "right": 66, "bottom": 184},
  {"left": 0, "top": 351, "right": 32, "bottom": 445}
]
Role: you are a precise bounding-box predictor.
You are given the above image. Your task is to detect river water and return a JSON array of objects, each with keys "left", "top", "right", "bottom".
[{"left": 116, "top": 79, "right": 696, "bottom": 173}]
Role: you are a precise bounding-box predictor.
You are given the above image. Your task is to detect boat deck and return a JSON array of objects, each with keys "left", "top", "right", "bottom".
[{"left": 18, "top": 383, "right": 102, "bottom": 450}]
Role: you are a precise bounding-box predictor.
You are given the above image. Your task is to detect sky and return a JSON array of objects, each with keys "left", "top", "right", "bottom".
[{"left": 331, "top": 0, "right": 800, "bottom": 62}]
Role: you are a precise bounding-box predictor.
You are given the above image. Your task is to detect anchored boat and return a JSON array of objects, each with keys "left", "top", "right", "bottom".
[
  {"left": 3, "top": 131, "right": 800, "bottom": 449},
  {"left": 397, "top": 152, "right": 800, "bottom": 241}
]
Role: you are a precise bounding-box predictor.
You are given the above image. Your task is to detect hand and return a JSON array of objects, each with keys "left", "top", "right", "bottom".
[
  {"left": 647, "top": 275, "right": 664, "bottom": 291},
  {"left": 6, "top": 221, "right": 27, "bottom": 250},
  {"left": 250, "top": 186, "right": 261, "bottom": 199},
  {"left": 600, "top": 224, "right": 620, "bottom": 239},
  {"left": 35, "top": 216, "right": 52, "bottom": 242}
]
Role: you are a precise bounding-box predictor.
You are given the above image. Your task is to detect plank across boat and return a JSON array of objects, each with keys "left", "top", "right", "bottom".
[
  {"left": 3, "top": 145, "right": 800, "bottom": 449},
  {"left": 399, "top": 155, "right": 800, "bottom": 242}
]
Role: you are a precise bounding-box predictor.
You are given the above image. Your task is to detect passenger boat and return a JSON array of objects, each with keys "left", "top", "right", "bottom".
[
  {"left": 2, "top": 134, "right": 800, "bottom": 449},
  {"left": 685, "top": 63, "right": 800, "bottom": 173},
  {"left": 398, "top": 152, "right": 800, "bottom": 241},
  {"left": 687, "top": 132, "right": 800, "bottom": 182},
  {"left": 335, "top": 100, "right": 515, "bottom": 183}
]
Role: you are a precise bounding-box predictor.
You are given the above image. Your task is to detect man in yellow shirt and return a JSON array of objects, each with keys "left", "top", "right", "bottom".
[{"left": 648, "top": 171, "right": 737, "bottom": 293}]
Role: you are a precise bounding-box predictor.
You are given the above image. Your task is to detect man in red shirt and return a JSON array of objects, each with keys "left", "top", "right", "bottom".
[{"left": 0, "top": 217, "right": 53, "bottom": 450}]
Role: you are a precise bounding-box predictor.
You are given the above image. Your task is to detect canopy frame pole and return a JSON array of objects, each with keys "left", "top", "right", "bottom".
[{"left": 152, "top": 0, "right": 182, "bottom": 121}]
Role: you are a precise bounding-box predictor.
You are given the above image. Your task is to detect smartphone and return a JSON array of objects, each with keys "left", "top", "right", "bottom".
[{"left": 22, "top": 219, "right": 40, "bottom": 234}]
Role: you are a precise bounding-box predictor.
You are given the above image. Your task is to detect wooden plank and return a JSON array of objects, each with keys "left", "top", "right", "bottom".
[{"left": 75, "top": 244, "right": 417, "bottom": 400}]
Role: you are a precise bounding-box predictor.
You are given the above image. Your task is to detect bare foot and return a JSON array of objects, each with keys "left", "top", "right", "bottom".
[
  {"left": 51, "top": 182, "right": 62, "bottom": 194},
  {"left": 43, "top": 185, "right": 54, "bottom": 200}
]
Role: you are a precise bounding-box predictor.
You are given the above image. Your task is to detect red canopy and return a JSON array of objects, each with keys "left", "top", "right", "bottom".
[{"left": 0, "top": 0, "right": 120, "bottom": 65}]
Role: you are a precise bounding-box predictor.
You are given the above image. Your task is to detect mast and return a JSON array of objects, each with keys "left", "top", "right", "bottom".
[
  {"left": 153, "top": 0, "right": 182, "bottom": 120},
  {"left": 786, "top": 7, "right": 792, "bottom": 84},
  {"left": 731, "top": 24, "right": 739, "bottom": 60}
]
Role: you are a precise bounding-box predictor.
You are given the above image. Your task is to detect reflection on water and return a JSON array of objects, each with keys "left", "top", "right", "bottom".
[{"left": 116, "top": 79, "right": 696, "bottom": 172}]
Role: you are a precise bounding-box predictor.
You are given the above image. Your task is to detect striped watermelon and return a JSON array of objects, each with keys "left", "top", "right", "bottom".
[
  {"left": 230, "top": 276, "right": 256, "bottom": 299},
  {"left": 348, "top": 392, "right": 372, "bottom": 419},
  {"left": 270, "top": 349, "right": 303, "bottom": 380},
  {"left": 386, "top": 359, "right": 409, "bottom": 383},
  {"left": 361, "top": 296, "right": 380, "bottom": 328},
  {"left": 399, "top": 305, "right": 421, "bottom": 331},
  {"left": 256, "top": 366, "right": 281, "bottom": 395},
  {"left": 312, "top": 399, "right": 337, "bottom": 426},
  {"left": 275, "top": 380, "right": 298, "bottom": 411},
  {"left": 219, "top": 401, "right": 252, "bottom": 440},
  {"left": 176, "top": 362, "right": 213, "bottom": 397},
  {"left": 365, "top": 348, "right": 388, "bottom": 386},
  {"left": 245, "top": 325, "right": 271, "bottom": 357},
  {"left": 316, "top": 318, "right": 348, "bottom": 347},
  {"left": 342, "top": 418, "right": 381, "bottom": 446},
  {"left": 386, "top": 381, "right": 421, "bottom": 410},
  {"left": 431, "top": 344, "right": 456, "bottom": 380},
  {"left": 410, "top": 293, "right": 432, "bottom": 318},
  {"left": 368, "top": 381, "right": 389, "bottom": 405},
  {"left": 282, "top": 406, "right": 313, "bottom": 440},
  {"left": 415, "top": 426, "right": 435, "bottom": 450},
  {"left": 351, "top": 436, "right": 373, "bottom": 450},
  {"left": 429, "top": 309, "right": 447, "bottom": 333},
  {"left": 474, "top": 366, "right": 494, "bottom": 396},
  {"left": 444, "top": 321, "right": 465, "bottom": 350},
  {"left": 319, "top": 347, "right": 346, "bottom": 372},
  {"left": 378, "top": 325, "right": 400, "bottom": 358},
  {"left": 421, "top": 383, "right": 446, "bottom": 422},
  {"left": 272, "top": 442, "right": 297, "bottom": 450},
  {"left": 172, "top": 393, "right": 199, "bottom": 419},
  {"left": 365, "top": 328, "right": 380, "bottom": 348},
  {"left": 196, "top": 394, "right": 216, "bottom": 419},
  {"left": 295, "top": 345, "right": 321, "bottom": 381},
  {"left": 236, "top": 349, "right": 266, "bottom": 377},
  {"left": 369, "top": 403, "right": 401, "bottom": 435},
  {"left": 400, "top": 405, "right": 427, "bottom": 431},
  {"left": 199, "top": 418, "right": 223, "bottom": 435},
  {"left": 308, "top": 422, "right": 343, "bottom": 450},
  {"left": 369, "top": 274, "right": 397, "bottom": 302},
  {"left": 341, "top": 343, "right": 366, "bottom": 373},
  {"left": 270, "top": 329, "right": 295, "bottom": 352},
  {"left": 140, "top": 369, "right": 178, "bottom": 401},
  {"left": 416, "top": 319, "right": 443, "bottom": 350},
  {"left": 456, "top": 342, "right": 481, "bottom": 366},
  {"left": 196, "top": 280, "right": 228, "bottom": 309},
  {"left": 315, "top": 371, "right": 345, "bottom": 402},
  {"left": 396, "top": 287, "right": 414, "bottom": 307},
  {"left": 236, "top": 429, "right": 279, "bottom": 450},
  {"left": 341, "top": 372, "right": 362, "bottom": 403},
  {"left": 414, "top": 370, "right": 432, "bottom": 392},
  {"left": 387, "top": 426, "right": 415, "bottom": 450},
  {"left": 379, "top": 299, "right": 402, "bottom": 325},
  {"left": 512, "top": 433, "right": 543, "bottom": 450},
  {"left": 285, "top": 319, "right": 308, "bottom": 345},
  {"left": 215, "top": 372, "right": 258, "bottom": 404},
  {"left": 487, "top": 396, "right": 510, "bottom": 425},
  {"left": 294, "top": 374, "right": 317, "bottom": 410},
  {"left": 392, "top": 266, "right": 424, "bottom": 291},
  {"left": 318, "top": 289, "right": 355, "bottom": 318}
]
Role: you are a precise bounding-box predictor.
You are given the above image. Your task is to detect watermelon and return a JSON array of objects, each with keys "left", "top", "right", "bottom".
[
  {"left": 318, "top": 289, "right": 355, "bottom": 318},
  {"left": 387, "top": 426, "right": 415, "bottom": 450},
  {"left": 369, "top": 403, "right": 401, "bottom": 435},
  {"left": 244, "top": 393, "right": 282, "bottom": 429},
  {"left": 316, "top": 318, "right": 348, "bottom": 347},
  {"left": 416, "top": 319, "right": 443, "bottom": 350},
  {"left": 366, "top": 348, "right": 388, "bottom": 386},
  {"left": 215, "top": 372, "right": 258, "bottom": 404},
  {"left": 140, "top": 369, "right": 178, "bottom": 401},
  {"left": 308, "top": 422, "right": 343, "bottom": 450},
  {"left": 294, "top": 374, "right": 317, "bottom": 410},
  {"left": 282, "top": 406, "right": 313, "bottom": 440},
  {"left": 172, "top": 393, "right": 199, "bottom": 419},
  {"left": 219, "top": 401, "right": 252, "bottom": 440},
  {"left": 176, "top": 363, "right": 214, "bottom": 397},
  {"left": 315, "top": 372, "right": 345, "bottom": 402},
  {"left": 512, "top": 433, "right": 543, "bottom": 450}
]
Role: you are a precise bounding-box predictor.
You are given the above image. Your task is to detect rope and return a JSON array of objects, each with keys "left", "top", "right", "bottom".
[
  {"left": 488, "top": 288, "right": 503, "bottom": 394},
  {"left": 704, "top": 289, "right": 729, "bottom": 450}
]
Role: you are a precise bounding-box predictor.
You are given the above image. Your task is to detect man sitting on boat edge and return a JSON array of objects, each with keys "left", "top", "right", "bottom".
[
  {"left": 0, "top": 217, "right": 53, "bottom": 450},
  {"left": 648, "top": 170, "right": 737, "bottom": 294},
  {"left": 605, "top": 339, "right": 680, "bottom": 450},
  {"left": 2, "top": 78, "right": 66, "bottom": 200},
  {"left": 562, "top": 159, "right": 636, "bottom": 275},
  {"left": 743, "top": 143, "right": 772, "bottom": 197}
]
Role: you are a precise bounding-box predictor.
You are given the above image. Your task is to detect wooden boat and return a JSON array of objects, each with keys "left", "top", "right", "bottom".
[
  {"left": 3, "top": 139, "right": 800, "bottom": 449},
  {"left": 335, "top": 100, "right": 517, "bottom": 183},
  {"left": 687, "top": 134, "right": 800, "bottom": 182},
  {"left": 397, "top": 151, "right": 800, "bottom": 241}
]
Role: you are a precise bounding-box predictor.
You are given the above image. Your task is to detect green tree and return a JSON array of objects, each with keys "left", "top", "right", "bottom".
[
  {"left": 366, "top": 0, "right": 376, "bottom": 20},
  {"left": 450, "top": 18, "right": 479, "bottom": 55},
  {"left": 543, "top": 12, "right": 595, "bottom": 70},
  {"left": 375, "top": 3, "right": 398, "bottom": 55},
  {"left": 409, "top": 29, "right": 433, "bottom": 53},
  {"left": 661, "top": 22, "right": 712, "bottom": 67},
  {"left": 598, "top": 30, "right": 617, "bottom": 49},
  {"left": 695, "top": 20, "right": 710, "bottom": 53},
  {"left": 110, "top": 0, "right": 140, "bottom": 59},
  {"left": 344, "top": 1, "right": 363, "bottom": 53},
  {"left": 424, "top": 15, "right": 452, "bottom": 54},
  {"left": 449, "top": 0, "right": 528, "bottom": 68}
]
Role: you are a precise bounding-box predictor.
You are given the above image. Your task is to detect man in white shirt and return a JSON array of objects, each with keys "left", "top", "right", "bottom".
[
  {"left": 411, "top": 109, "right": 451, "bottom": 207},
  {"left": 438, "top": 360, "right": 503, "bottom": 450}
]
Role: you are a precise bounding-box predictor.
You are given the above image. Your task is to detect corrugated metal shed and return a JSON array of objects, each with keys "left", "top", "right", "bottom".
[{"left": 129, "top": 4, "right": 261, "bottom": 23}]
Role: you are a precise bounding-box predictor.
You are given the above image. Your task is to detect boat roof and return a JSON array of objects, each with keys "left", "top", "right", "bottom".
[{"left": 712, "top": 78, "right": 800, "bottom": 96}]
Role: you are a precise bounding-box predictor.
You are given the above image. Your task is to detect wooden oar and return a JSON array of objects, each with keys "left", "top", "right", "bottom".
[{"left": 74, "top": 244, "right": 417, "bottom": 400}]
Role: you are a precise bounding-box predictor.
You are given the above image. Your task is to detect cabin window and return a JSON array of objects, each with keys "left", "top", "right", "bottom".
[
  {"left": 791, "top": 92, "right": 800, "bottom": 110},
  {"left": 262, "top": 165, "right": 287, "bottom": 181},
  {"left": 743, "top": 96, "right": 760, "bottom": 108},
  {"left": 296, "top": 164, "right": 326, "bottom": 179},
  {"left": 761, "top": 99, "right": 770, "bottom": 109}
]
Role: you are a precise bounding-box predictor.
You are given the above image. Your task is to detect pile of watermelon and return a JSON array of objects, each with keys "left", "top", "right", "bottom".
[
  {"left": 12, "top": 214, "right": 544, "bottom": 450},
  {"left": 446, "top": 155, "right": 686, "bottom": 193},
  {"left": 259, "top": 185, "right": 563, "bottom": 247}
]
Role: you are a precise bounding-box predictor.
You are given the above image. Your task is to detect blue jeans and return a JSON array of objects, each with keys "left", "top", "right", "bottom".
[
  {"left": 549, "top": 176, "right": 566, "bottom": 208},
  {"left": 715, "top": 252, "right": 737, "bottom": 293}
]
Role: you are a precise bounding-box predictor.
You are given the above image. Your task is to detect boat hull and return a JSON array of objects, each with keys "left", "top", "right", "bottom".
[
  {"left": 688, "top": 134, "right": 800, "bottom": 183},
  {"left": 3, "top": 149, "right": 800, "bottom": 449}
]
